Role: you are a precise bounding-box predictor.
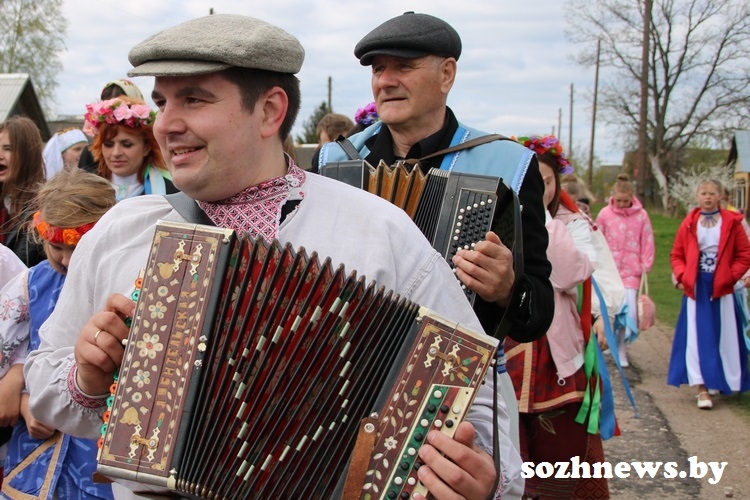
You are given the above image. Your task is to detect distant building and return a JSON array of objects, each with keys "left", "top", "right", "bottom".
[
  {"left": 49, "top": 115, "right": 85, "bottom": 135},
  {"left": 0, "top": 73, "right": 50, "bottom": 141},
  {"left": 294, "top": 144, "right": 318, "bottom": 171},
  {"left": 728, "top": 131, "right": 750, "bottom": 215}
]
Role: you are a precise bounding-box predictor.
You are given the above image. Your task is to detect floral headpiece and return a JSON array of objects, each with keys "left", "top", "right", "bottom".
[
  {"left": 83, "top": 98, "right": 156, "bottom": 137},
  {"left": 354, "top": 102, "right": 379, "bottom": 126},
  {"left": 514, "top": 135, "right": 573, "bottom": 174},
  {"left": 33, "top": 211, "right": 97, "bottom": 246}
]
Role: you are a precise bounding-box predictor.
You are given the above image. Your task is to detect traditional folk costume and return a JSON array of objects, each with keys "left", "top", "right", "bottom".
[
  {"left": 668, "top": 208, "right": 750, "bottom": 394},
  {"left": 0, "top": 262, "right": 113, "bottom": 499},
  {"left": 26, "top": 163, "right": 502, "bottom": 500},
  {"left": 506, "top": 206, "right": 610, "bottom": 499}
]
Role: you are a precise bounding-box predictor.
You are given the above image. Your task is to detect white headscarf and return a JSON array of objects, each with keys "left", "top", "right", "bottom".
[{"left": 42, "top": 129, "right": 88, "bottom": 179}]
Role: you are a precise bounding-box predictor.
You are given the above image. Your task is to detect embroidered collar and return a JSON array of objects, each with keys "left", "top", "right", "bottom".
[
  {"left": 198, "top": 161, "right": 306, "bottom": 240},
  {"left": 699, "top": 208, "right": 720, "bottom": 229}
]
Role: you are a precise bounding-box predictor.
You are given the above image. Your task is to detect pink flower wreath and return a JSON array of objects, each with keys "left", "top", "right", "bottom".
[{"left": 83, "top": 98, "right": 156, "bottom": 137}]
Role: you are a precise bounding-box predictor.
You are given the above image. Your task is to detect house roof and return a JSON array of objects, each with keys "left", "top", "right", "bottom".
[
  {"left": 729, "top": 130, "right": 750, "bottom": 173},
  {"left": 0, "top": 73, "right": 50, "bottom": 141}
]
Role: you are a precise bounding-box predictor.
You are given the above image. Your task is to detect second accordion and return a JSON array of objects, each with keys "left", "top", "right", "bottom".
[
  {"left": 96, "top": 221, "right": 498, "bottom": 499},
  {"left": 320, "top": 159, "right": 523, "bottom": 304}
]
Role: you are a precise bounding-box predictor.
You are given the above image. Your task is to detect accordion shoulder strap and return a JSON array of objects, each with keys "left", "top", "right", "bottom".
[
  {"left": 335, "top": 133, "right": 511, "bottom": 164},
  {"left": 412, "top": 133, "right": 511, "bottom": 164},
  {"left": 335, "top": 134, "right": 364, "bottom": 160},
  {"left": 164, "top": 192, "right": 215, "bottom": 226}
]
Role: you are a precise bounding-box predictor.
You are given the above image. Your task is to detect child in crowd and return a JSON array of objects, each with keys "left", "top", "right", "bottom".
[
  {"left": 42, "top": 128, "right": 88, "bottom": 180},
  {"left": 0, "top": 167, "right": 116, "bottom": 499},
  {"left": 595, "top": 173, "right": 655, "bottom": 366},
  {"left": 0, "top": 243, "right": 25, "bottom": 487},
  {"left": 668, "top": 179, "right": 750, "bottom": 409},
  {"left": 316, "top": 113, "right": 354, "bottom": 144}
]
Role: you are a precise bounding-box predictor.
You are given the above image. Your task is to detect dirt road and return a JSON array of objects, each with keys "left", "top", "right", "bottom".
[{"left": 603, "top": 322, "right": 750, "bottom": 499}]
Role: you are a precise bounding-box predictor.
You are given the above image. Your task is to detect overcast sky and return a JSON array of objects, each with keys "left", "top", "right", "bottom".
[{"left": 55, "top": 0, "right": 625, "bottom": 165}]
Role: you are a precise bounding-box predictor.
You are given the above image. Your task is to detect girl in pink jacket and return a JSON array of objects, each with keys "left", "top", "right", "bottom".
[{"left": 595, "top": 173, "right": 655, "bottom": 367}]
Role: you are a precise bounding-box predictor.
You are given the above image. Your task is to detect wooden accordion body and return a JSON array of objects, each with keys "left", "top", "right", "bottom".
[
  {"left": 320, "top": 160, "right": 522, "bottom": 303},
  {"left": 96, "top": 221, "right": 498, "bottom": 499}
]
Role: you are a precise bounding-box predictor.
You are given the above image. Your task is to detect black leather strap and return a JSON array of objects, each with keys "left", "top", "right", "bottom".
[
  {"left": 164, "top": 192, "right": 215, "bottom": 226},
  {"left": 336, "top": 132, "right": 510, "bottom": 166},
  {"left": 335, "top": 134, "right": 363, "bottom": 160}
]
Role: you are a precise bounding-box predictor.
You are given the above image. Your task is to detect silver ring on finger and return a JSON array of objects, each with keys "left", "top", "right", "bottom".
[{"left": 94, "top": 329, "right": 102, "bottom": 342}]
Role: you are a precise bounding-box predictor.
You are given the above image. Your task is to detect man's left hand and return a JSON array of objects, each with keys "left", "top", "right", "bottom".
[
  {"left": 452, "top": 231, "right": 514, "bottom": 307},
  {"left": 414, "top": 421, "right": 497, "bottom": 499}
]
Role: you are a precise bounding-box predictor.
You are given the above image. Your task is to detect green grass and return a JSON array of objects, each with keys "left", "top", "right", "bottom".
[{"left": 646, "top": 212, "right": 683, "bottom": 326}]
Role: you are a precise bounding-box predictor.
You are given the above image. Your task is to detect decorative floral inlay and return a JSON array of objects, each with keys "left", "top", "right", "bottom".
[
  {"left": 148, "top": 301, "right": 167, "bottom": 319},
  {"left": 132, "top": 369, "right": 151, "bottom": 388},
  {"left": 136, "top": 333, "right": 164, "bottom": 360}
]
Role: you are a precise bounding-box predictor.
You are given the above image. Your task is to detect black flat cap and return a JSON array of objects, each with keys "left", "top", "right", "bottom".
[{"left": 354, "top": 12, "right": 462, "bottom": 66}]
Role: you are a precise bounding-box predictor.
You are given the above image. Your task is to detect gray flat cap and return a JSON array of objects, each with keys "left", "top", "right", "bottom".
[
  {"left": 128, "top": 14, "right": 305, "bottom": 77},
  {"left": 354, "top": 12, "right": 461, "bottom": 66}
]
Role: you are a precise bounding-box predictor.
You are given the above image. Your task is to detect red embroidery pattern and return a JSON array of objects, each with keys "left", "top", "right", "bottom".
[
  {"left": 67, "top": 364, "right": 108, "bottom": 409},
  {"left": 198, "top": 164, "right": 306, "bottom": 240}
]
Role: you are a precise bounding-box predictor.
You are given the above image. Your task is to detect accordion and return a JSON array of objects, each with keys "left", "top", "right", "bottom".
[
  {"left": 320, "top": 160, "right": 523, "bottom": 303},
  {"left": 96, "top": 221, "right": 498, "bottom": 499}
]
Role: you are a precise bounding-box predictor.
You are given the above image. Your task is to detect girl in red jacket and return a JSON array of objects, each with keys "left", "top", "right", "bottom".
[{"left": 668, "top": 179, "right": 750, "bottom": 409}]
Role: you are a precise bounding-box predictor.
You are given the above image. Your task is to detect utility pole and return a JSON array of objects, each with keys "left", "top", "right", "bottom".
[
  {"left": 558, "top": 108, "right": 562, "bottom": 144},
  {"left": 327, "top": 76, "right": 332, "bottom": 113},
  {"left": 638, "top": 0, "right": 651, "bottom": 199},
  {"left": 568, "top": 84, "right": 574, "bottom": 159},
  {"left": 587, "top": 39, "right": 601, "bottom": 188}
]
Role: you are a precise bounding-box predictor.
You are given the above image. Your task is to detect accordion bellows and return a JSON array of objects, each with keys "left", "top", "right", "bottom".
[{"left": 96, "top": 221, "right": 497, "bottom": 499}]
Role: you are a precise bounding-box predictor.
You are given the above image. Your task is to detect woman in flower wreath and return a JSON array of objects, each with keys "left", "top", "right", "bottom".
[
  {"left": 0, "top": 167, "right": 116, "bottom": 499},
  {"left": 84, "top": 96, "right": 177, "bottom": 201},
  {"left": 505, "top": 135, "right": 610, "bottom": 499},
  {"left": 668, "top": 179, "right": 750, "bottom": 410},
  {"left": 347, "top": 101, "right": 379, "bottom": 138}
]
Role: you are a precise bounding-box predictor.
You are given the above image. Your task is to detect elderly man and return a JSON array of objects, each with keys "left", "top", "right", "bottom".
[
  {"left": 316, "top": 12, "right": 555, "bottom": 497},
  {"left": 25, "top": 14, "right": 503, "bottom": 500}
]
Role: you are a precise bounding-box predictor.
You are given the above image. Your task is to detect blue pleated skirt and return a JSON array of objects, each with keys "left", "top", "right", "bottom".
[{"left": 667, "top": 271, "right": 750, "bottom": 394}]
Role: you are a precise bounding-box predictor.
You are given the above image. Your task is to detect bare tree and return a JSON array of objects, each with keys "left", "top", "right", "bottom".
[
  {"left": 0, "top": 0, "right": 67, "bottom": 117},
  {"left": 565, "top": 0, "right": 750, "bottom": 209}
]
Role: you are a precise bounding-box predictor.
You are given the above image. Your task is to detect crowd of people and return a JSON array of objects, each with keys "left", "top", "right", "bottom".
[{"left": 0, "top": 10, "right": 747, "bottom": 500}]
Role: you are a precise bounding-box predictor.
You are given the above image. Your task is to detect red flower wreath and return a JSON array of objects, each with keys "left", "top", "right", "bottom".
[{"left": 33, "top": 211, "right": 97, "bottom": 246}]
